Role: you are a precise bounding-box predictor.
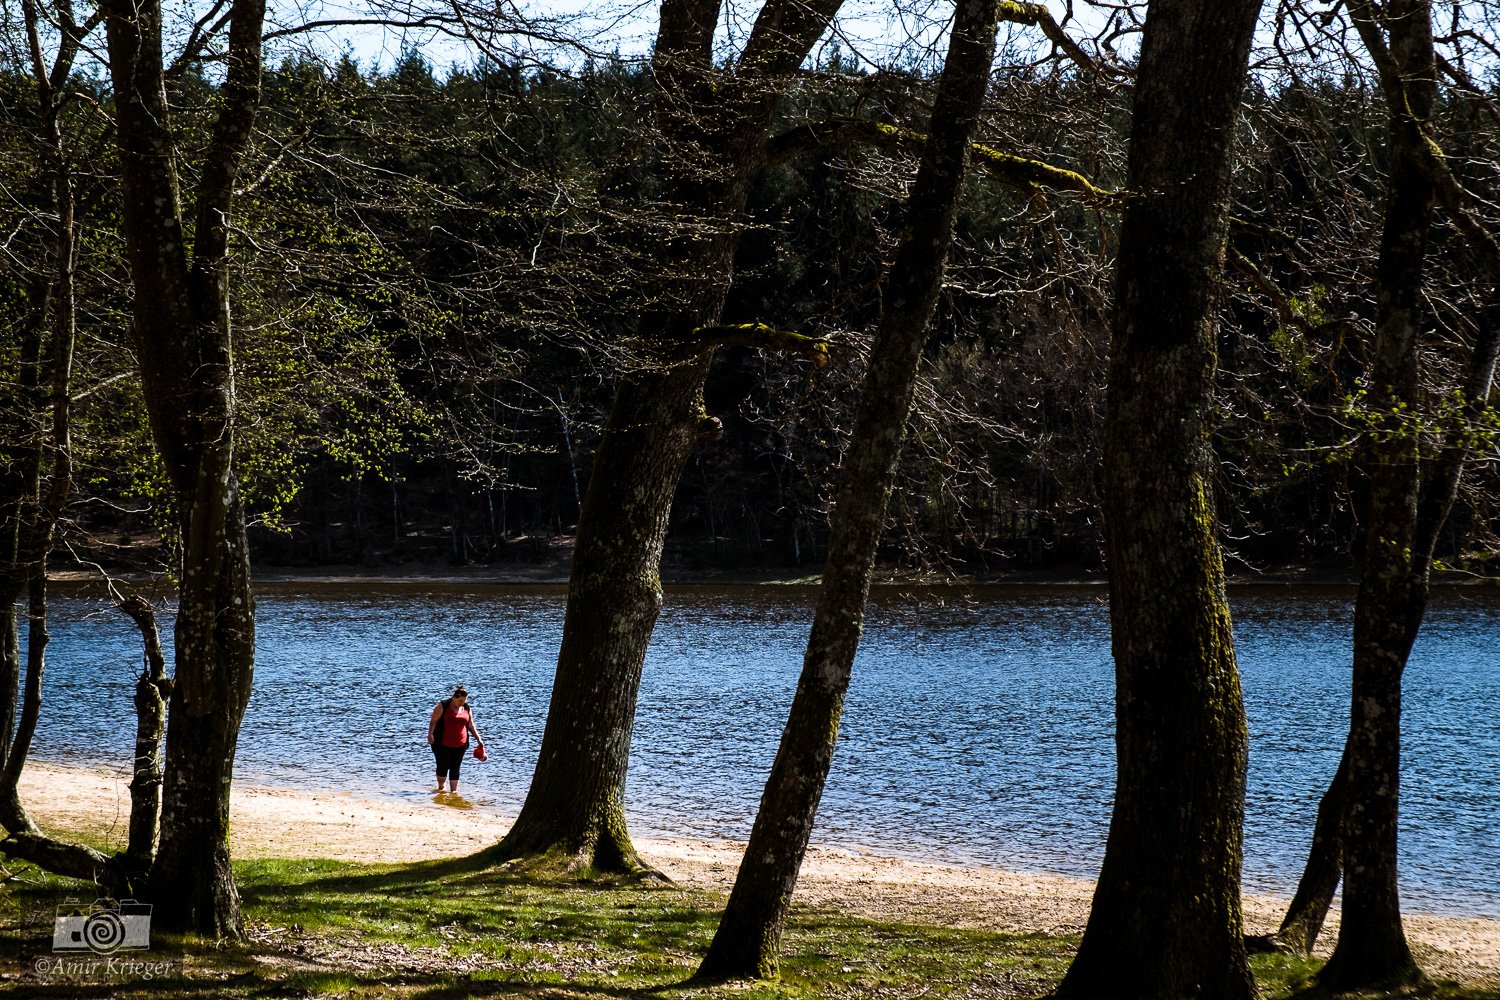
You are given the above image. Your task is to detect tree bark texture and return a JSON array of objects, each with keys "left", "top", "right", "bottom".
[
  {"left": 492, "top": 357, "right": 714, "bottom": 873},
  {"left": 0, "top": 604, "right": 16, "bottom": 776},
  {"left": 0, "top": 192, "right": 50, "bottom": 789},
  {"left": 144, "top": 428, "right": 256, "bottom": 938},
  {"left": 1, "top": 575, "right": 49, "bottom": 836},
  {"left": 0, "top": 574, "right": 120, "bottom": 887},
  {"left": 1314, "top": 0, "right": 1437, "bottom": 987},
  {"left": 103, "top": 0, "right": 265, "bottom": 937},
  {"left": 121, "top": 594, "right": 172, "bottom": 874},
  {"left": 0, "top": 18, "right": 106, "bottom": 885},
  {"left": 1275, "top": 750, "right": 1347, "bottom": 954},
  {"left": 0, "top": 421, "right": 37, "bottom": 785},
  {"left": 495, "top": 0, "right": 845, "bottom": 874},
  {"left": 1053, "top": 1, "right": 1261, "bottom": 997},
  {"left": 1278, "top": 2, "right": 1500, "bottom": 964},
  {"left": 696, "top": 0, "right": 1002, "bottom": 979}
]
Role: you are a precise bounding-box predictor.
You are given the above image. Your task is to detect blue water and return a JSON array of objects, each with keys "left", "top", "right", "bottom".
[{"left": 29, "top": 583, "right": 1500, "bottom": 917}]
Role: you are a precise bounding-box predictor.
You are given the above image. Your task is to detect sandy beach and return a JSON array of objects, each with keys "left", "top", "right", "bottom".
[{"left": 18, "top": 761, "right": 1500, "bottom": 986}]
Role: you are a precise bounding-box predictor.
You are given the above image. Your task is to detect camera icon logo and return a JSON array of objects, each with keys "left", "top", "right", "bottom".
[{"left": 51, "top": 898, "right": 152, "bottom": 954}]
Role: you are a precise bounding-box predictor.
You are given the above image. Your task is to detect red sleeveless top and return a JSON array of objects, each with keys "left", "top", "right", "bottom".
[{"left": 440, "top": 703, "right": 471, "bottom": 748}]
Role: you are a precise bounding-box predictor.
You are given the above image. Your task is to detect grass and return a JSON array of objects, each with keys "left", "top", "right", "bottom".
[{"left": 1, "top": 855, "right": 1496, "bottom": 999}]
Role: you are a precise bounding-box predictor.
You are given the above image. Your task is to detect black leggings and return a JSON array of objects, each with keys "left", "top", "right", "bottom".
[{"left": 433, "top": 744, "right": 465, "bottom": 781}]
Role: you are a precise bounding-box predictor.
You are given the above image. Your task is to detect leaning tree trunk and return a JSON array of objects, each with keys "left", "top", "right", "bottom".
[
  {"left": 1315, "top": 0, "right": 1437, "bottom": 987},
  {"left": 695, "top": 0, "right": 1002, "bottom": 979},
  {"left": 492, "top": 0, "right": 845, "bottom": 874},
  {"left": 0, "top": 72, "right": 80, "bottom": 836},
  {"left": 492, "top": 135, "right": 746, "bottom": 874},
  {"left": 1053, "top": 0, "right": 1262, "bottom": 996},
  {"left": 1278, "top": 1, "right": 1500, "bottom": 959},
  {"left": 0, "top": 416, "right": 32, "bottom": 780},
  {"left": 0, "top": 601, "right": 16, "bottom": 774},
  {"left": 0, "top": 572, "right": 118, "bottom": 886},
  {"left": 1275, "top": 750, "right": 1348, "bottom": 954},
  {"left": 0, "top": 282, "right": 46, "bottom": 782},
  {"left": 0, "top": 579, "right": 49, "bottom": 837},
  {"left": 120, "top": 593, "right": 172, "bottom": 875},
  {"left": 490, "top": 357, "right": 715, "bottom": 873},
  {"left": 0, "top": 40, "right": 113, "bottom": 885}
]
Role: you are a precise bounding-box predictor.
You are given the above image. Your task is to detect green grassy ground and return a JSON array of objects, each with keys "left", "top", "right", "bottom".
[{"left": 1, "top": 855, "right": 1495, "bottom": 999}]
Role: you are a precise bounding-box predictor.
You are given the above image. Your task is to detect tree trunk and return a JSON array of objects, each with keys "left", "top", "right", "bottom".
[
  {"left": 0, "top": 286, "right": 45, "bottom": 785},
  {"left": 695, "top": 0, "right": 1002, "bottom": 980},
  {"left": 557, "top": 390, "right": 582, "bottom": 524},
  {"left": 490, "top": 358, "right": 714, "bottom": 873},
  {"left": 492, "top": 0, "right": 845, "bottom": 874},
  {"left": 147, "top": 442, "right": 256, "bottom": 934},
  {"left": 1315, "top": 1, "right": 1437, "bottom": 987},
  {"left": 1053, "top": 1, "right": 1261, "bottom": 996},
  {"left": 150, "top": 546, "right": 253, "bottom": 934},
  {"left": 103, "top": 0, "right": 266, "bottom": 937},
  {"left": 1274, "top": 752, "right": 1347, "bottom": 954},
  {"left": 0, "top": 603, "right": 16, "bottom": 774},
  {"left": 0, "top": 25, "right": 106, "bottom": 884},
  {"left": 0, "top": 573, "right": 119, "bottom": 887},
  {"left": 1277, "top": 1, "right": 1500, "bottom": 965},
  {"left": 119, "top": 593, "right": 171, "bottom": 875},
  {"left": 0, "top": 575, "right": 49, "bottom": 836}
]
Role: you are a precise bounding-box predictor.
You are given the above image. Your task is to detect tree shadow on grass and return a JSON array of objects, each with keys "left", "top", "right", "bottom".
[
  {"left": 232, "top": 857, "right": 1079, "bottom": 997},
  {"left": 1284, "top": 978, "right": 1500, "bottom": 1000},
  {"left": 11, "top": 854, "right": 1064, "bottom": 999},
  {"left": 238, "top": 847, "right": 655, "bottom": 897},
  {"left": 238, "top": 858, "right": 718, "bottom": 945},
  {"left": 406, "top": 981, "right": 693, "bottom": 999},
  {"left": 234, "top": 855, "right": 724, "bottom": 990},
  {"left": 15, "top": 972, "right": 675, "bottom": 1000}
]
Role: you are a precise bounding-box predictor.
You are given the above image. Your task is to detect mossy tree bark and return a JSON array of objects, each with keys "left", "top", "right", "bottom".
[
  {"left": 102, "top": 0, "right": 265, "bottom": 937},
  {"left": 1052, "top": 0, "right": 1261, "bottom": 996},
  {"left": 493, "top": 0, "right": 846, "bottom": 875},
  {"left": 695, "top": 0, "right": 1002, "bottom": 979}
]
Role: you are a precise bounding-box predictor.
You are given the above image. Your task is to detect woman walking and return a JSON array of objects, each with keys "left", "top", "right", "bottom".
[{"left": 428, "top": 685, "right": 485, "bottom": 793}]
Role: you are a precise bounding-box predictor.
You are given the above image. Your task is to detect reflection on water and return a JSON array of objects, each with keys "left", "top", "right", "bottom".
[{"left": 33, "top": 582, "right": 1500, "bottom": 917}]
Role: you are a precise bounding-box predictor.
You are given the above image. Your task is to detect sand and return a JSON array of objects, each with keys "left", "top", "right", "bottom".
[{"left": 16, "top": 761, "right": 1500, "bottom": 986}]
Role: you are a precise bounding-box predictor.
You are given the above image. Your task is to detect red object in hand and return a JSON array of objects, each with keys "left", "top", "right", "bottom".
[{"left": 473, "top": 744, "right": 487, "bottom": 761}]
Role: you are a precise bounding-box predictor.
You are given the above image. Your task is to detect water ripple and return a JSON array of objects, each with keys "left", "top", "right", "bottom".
[{"left": 31, "top": 582, "right": 1500, "bottom": 918}]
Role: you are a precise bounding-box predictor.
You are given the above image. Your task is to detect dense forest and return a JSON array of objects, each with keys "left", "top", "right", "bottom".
[
  {"left": 5, "top": 8, "right": 1496, "bottom": 579},
  {"left": 3, "top": 0, "right": 1499, "bottom": 996}
]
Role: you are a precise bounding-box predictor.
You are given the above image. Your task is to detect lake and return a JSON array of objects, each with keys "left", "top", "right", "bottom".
[{"left": 30, "top": 582, "right": 1500, "bottom": 918}]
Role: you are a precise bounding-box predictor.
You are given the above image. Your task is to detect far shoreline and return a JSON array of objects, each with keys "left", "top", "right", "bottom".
[
  {"left": 54, "top": 566, "right": 1495, "bottom": 588},
  {"left": 43, "top": 550, "right": 1500, "bottom": 588}
]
